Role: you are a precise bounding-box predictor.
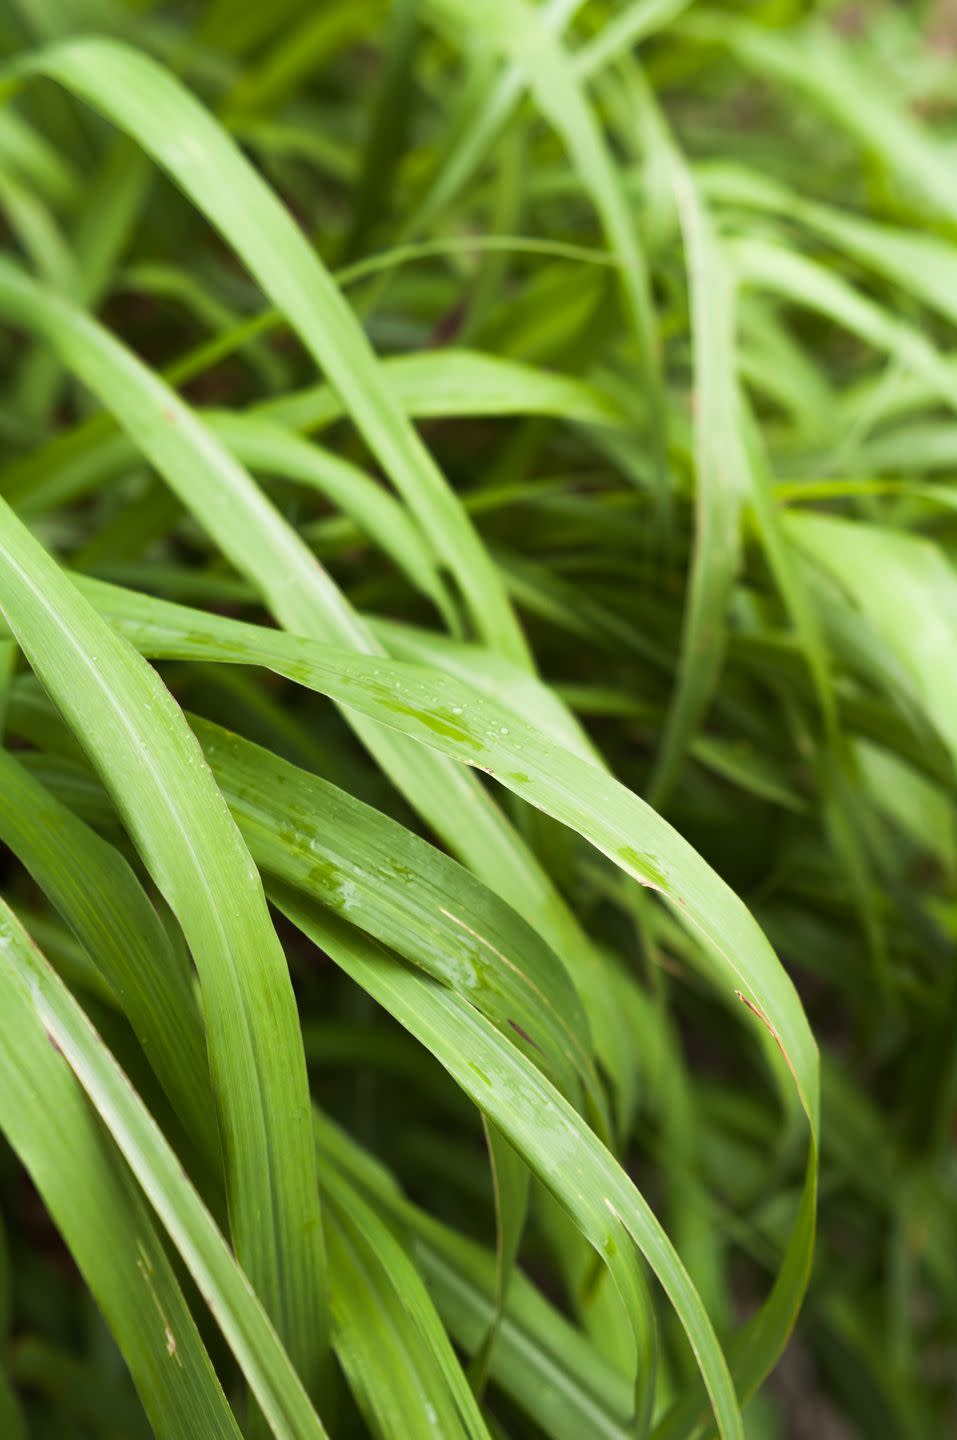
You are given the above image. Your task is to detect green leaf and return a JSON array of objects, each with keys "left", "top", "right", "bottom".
[
  {"left": 0, "top": 897, "right": 332, "bottom": 1440},
  {"left": 0, "top": 900, "right": 244, "bottom": 1440},
  {"left": 256, "top": 347, "right": 630, "bottom": 433},
  {"left": 647, "top": 157, "right": 746, "bottom": 805},
  {"left": 319, "top": 1115, "right": 637, "bottom": 1440},
  {"left": 471, "top": 1122, "right": 531, "bottom": 1394},
  {"left": 0, "top": 500, "right": 327, "bottom": 1391},
  {"left": 0, "top": 746, "right": 216, "bottom": 1157},
  {"left": 278, "top": 899, "right": 723, "bottom": 1439},
  {"left": 190, "top": 713, "right": 600, "bottom": 1113},
  {"left": 5, "top": 34, "right": 529, "bottom": 663},
  {"left": 202, "top": 410, "right": 455, "bottom": 624},
  {"left": 77, "top": 574, "right": 818, "bottom": 1120},
  {"left": 788, "top": 512, "right": 957, "bottom": 773},
  {"left": 689, "top": 14, "right": 957, "bottom": 227},
  {"left": 424, "top": 0, "right": 663, "bottom": 468},
  {"left": 730, "top": 238, "right": 957, "bottom": 418},
  {"left": 0, "top": 256, "right": 630, "bottom": 1122},
  {"left": 324, "top": 1167, "right": 492, "bottom": 1440},
  {"left": 78, "top": 574, "right": 818, "bottom": 1118},
  {"left": 76, "top": 573, "right": 820, "bottom": 1433}
]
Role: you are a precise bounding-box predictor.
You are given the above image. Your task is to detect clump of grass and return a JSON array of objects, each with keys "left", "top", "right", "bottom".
[{"left": 0, "top": 1, "right": 954, "bottom": 1437}]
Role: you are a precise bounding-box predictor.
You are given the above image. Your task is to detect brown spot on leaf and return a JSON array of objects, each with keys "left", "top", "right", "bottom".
[{"left": 507, "top": 1018, "right": 540, "bottom": 1051}]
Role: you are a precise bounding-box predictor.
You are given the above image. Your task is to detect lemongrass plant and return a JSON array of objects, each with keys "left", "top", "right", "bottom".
[{"left": 0, "top": 1, "right": 953, "bottom": 1437}]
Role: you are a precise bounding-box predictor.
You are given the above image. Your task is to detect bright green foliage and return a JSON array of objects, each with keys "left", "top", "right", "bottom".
[{"left": 0, "top": 3, "right": 953, "bottom": 1439}]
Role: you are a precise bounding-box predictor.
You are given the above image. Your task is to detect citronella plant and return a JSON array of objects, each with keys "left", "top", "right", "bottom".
[{"left": 0, "top": 1, "right": 954, "bottom": 1437}]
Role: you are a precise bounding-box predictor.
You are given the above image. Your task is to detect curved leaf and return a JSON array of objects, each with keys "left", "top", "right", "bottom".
[
  {"left": 0, "top": 500, "right": 326, "bottom": 1390},
  {"left": 4, "top": 35, "right": 529, "bottom": 662}
]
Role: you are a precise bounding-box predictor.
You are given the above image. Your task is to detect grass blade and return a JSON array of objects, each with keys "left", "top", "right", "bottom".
[
  {"left": 0, "top": 501, "right": 327, "bottom": 1392},
  {"left": 0, "top": 901, "right": 244, "bottom": 1440},
  {"left": 6, "top": 35, "right": 529, "bottom": 662},
  {"left": 0, "top": 898, "right": 331, "bottom": 1440},
  {"left": 0, "top": 746, "right": 216, "bottom": 1157}
]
